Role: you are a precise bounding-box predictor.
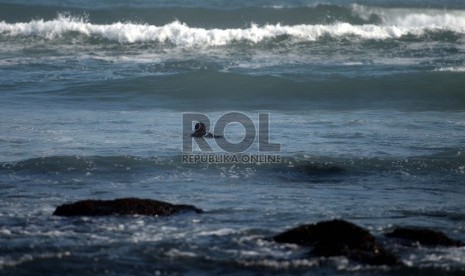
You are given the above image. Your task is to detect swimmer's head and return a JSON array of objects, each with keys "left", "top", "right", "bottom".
[
  {"left": 192, "top": 122, "right": 207, "bottom": 137},
  {"left": 195, "top": 122, "right": 206, "bottom": 131}
]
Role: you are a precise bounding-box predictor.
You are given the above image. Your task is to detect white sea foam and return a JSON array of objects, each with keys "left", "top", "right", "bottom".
[
  {"left": 196, "top": 228, "right": 237, "bottom": 237},
  {"left": 352, "top": 4, "right": 465, "bottom": 27},
  {"left": 0, "top": 228, "right": 12, "bottom": 236},
  {"left": 0, "top": 252, "right": 71, "bottom": 269},
  {"left": 238, "top": 258, "right": 320, "bottom": 269},
  {"left": 436, "top": 66, "right": 465, "bottom": 72},
  {"left": 1, "top": 12, "right": 465, "bottom": 46}
]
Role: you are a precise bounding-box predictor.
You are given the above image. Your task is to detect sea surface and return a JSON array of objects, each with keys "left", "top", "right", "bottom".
[{"left": 1, "top": 0, "right": 465, "bottom": 274}]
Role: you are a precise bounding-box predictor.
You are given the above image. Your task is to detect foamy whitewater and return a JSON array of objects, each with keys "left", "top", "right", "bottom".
[
  {"left": 2, "top": 11, "right": 465, "bottom": 44},
  {"left": 1, "top": 0, "right": 465, "bottom": 274}
]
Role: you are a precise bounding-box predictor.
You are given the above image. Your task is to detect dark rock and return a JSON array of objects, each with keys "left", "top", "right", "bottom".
[
  {"left": 53, "top": 198, "right": 203, "bottom": 217},
  {"left": 273, "top": 219, "right": 399, "bottom": 266},
  {"left": 386, "top": 227, "right": 464, "bottom": 247}
]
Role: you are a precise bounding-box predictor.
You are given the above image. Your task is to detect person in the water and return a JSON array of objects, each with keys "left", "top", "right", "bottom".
[{"left": 191, "top": 122, "right": 221, "bottom": 138}]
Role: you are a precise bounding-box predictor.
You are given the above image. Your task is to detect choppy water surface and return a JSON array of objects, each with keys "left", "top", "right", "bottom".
[{"left": 1, "top": 0, "right": 465, "bottom": 274}]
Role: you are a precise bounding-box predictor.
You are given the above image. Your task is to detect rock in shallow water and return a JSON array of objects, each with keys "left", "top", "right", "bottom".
[
  {"left": 386, "top": 227, "right": 464, "bottom": 247},
  {"left": 273, "top": 219, "right": 399, "bottom": 266},
  {"left": 53, "top": 198, "right": 203, "bottom": 217}
]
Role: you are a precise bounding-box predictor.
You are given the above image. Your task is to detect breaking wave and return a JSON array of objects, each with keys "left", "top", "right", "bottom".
[{"left": 1, "top": 9, "right": 465, "bottom": 46}]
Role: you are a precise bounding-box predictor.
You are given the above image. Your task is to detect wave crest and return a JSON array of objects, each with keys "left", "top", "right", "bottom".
[{"left": 1, "top": 12, "right": 465, "bottom": 46}]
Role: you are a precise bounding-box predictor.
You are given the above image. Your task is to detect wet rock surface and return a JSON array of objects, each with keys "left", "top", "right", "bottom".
[
  {"left": 52, "top": 198, "right": 464, "bottom": 268},
  {"left": 386, "top": 227, "right": 464, "bottom": 247},
  {"left": 273, "top": 219, "right": 399, "bottom": 265},
  {"left": 53, "top": 198, "right": 203, "bottom": 217}
]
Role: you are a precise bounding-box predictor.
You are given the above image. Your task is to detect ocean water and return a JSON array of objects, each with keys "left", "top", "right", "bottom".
[{"left": 1, "top": 0, "right": 465, "bottom": 274}]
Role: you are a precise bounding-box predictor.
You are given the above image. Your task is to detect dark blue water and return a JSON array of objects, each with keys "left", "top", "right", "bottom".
[{"left": 1, "top": 0, "right": 465, "bottom": 274}]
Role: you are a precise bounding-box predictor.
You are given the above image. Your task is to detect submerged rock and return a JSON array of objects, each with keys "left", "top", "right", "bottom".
[
  {"left": 53, "top": 198, "right": 203, "bottom": 217},
  {"left": 273, "top": 219, "right": 399, "bottom": 266},
  {"left": 386, "top": 227, "right": 464, "bottom": 247}
]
